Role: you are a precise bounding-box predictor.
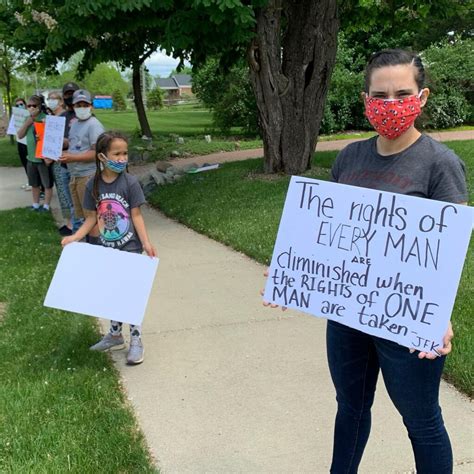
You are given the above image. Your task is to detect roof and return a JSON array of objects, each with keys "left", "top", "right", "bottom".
[
  {"left": 173, "top": 74, "right": 192, "bottom": 87},
  {"left": 155, "top": 77, "right": 178, "bottom": 89},
  {"left": 155, "top": 74, "right": 192, "bottom": 90}
]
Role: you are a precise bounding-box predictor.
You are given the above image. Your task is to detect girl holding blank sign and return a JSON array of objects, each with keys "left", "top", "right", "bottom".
[{"left": 62, "top": 131, "right": 157, "bottom": 365}]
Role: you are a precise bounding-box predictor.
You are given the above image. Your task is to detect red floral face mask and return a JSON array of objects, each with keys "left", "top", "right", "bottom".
[{"left": 364, "top": 93, "right": 422, "bottom": 140}]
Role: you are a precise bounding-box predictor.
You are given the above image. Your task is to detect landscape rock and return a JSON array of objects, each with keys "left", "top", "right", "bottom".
[
  {"left": 170, "top": 150, "right": 180, "bottom": 158},
  {"left": 138, "top": 173, "right": 157, "bottom": 197},
  {"left": 150, "top": 171, "right": 166, "bottom": 186},
  {"left": 156, "top": 161, "right": 172, "bottom": 172}
]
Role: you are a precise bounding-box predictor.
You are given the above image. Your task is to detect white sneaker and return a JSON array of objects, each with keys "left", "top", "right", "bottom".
[
  {"left": 127, "top": 337, "right": 144, "bottom": 365},
  {"left": 90, "top": 333, "right": 125, "bottom": 351}
]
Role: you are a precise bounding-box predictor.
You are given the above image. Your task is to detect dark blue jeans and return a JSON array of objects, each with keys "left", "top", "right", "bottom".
[{"left": 326, "top": 320, "right": 452, "bottom": 474}]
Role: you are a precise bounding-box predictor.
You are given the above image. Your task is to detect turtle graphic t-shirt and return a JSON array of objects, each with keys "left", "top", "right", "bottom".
[{"left": 83, "top": 172, "right": 146, "bottom": 253}]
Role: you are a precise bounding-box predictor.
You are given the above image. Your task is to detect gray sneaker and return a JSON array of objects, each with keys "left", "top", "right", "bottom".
[
  {"left": 127, "top": 337, "right": 144, "bottom": 365},
  {"left": 90, "top": 333, "right": 125, "bottom": 351}
]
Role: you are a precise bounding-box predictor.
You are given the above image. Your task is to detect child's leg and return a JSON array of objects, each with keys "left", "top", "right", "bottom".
[
  {"left": 90, "top": 320, "right": 125, "bottom": 352},
  {"left": 127, "top": 325, "right": 144, "bottom": 365},
  {"left": 110, "top": 321, "right": 123, "bottom": 336}
]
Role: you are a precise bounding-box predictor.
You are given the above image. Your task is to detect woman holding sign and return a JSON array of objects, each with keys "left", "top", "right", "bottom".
[
  {"left": 17, "top": 95, "right": 53, "bottom": 212},
  {"left": 324, "top": 50, "right": 468, "bottom": 473}
]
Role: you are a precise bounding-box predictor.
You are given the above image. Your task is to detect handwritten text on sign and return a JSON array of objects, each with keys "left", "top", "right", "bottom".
[
  {"left": 263, "top": 177, "right": 472, "bottom": 354},
  {"left": 42, "top": 115, "right": 66, "bottom": 160}
]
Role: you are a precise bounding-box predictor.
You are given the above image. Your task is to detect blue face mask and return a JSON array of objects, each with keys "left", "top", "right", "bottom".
[{"left": 104, "top": 159, "right": 127, "bottom": 173}]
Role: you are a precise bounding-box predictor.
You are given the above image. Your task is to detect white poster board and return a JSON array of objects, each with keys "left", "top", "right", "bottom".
[
  {"left": 6, "top": 115, "right": 16, "bottom": 135},
  {"left": 41, "top": 115, "right": 66, "bottom": 160},
  {"left": 9, "top": 106, "right": 30, "bottom": 145},
  {"left": 263, "top": 177, "right": 472, "bottom": 354},
  {"left": 44, "top": 242, "right": 159, "bottom": 325}
]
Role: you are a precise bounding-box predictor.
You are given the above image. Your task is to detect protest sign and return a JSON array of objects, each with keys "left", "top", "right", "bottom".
[
  {"left": 263, "top": 177, "right": 472, "bottom": 354},
  {"left": 41, "top": 115, "right": 66, "bottom": 160},
  {"left": 6, "top": 116, "right": 16, "bottom": 135},
  {"left": 9, "top": 107, "right": 30, "bottom": 145},
  {"left": 34, "top": 122, "right": 45, "bottom": 159},
  {"left": 44, "top": 242, "right": 159, "bottom": 325}
]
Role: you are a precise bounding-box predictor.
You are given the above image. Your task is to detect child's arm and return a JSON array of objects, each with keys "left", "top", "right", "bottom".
[
  {"left": 61, "top": 214, "right": 97, "bottom": 246},
  {"left": 131, "top": 207, "right": 157, "bottom": 257},
  {"left": 59, "top": 149, "right": 96, "bottom": 164}
]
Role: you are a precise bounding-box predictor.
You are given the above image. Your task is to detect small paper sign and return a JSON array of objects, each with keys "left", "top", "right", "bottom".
[
  {"left": 44, "top": 242, "right": 159, "bottom": 326},
  {"left": 42, "top": 115, "right": 66, "bottom": 160},
  {"left": 9, "top": 107, "right": 30, "bottom": 145},
  {"left": 6, "top": 115, "right": 16, "bottom": 135},
  {"left": 263, "top": 177, "right": 472, "bottom": 354}
]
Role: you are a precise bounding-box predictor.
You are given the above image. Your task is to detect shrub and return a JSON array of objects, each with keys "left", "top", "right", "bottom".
[
  {"left": 147, "top": 88, "right": 163, "bottom": 110},
  {"left": 423, "top": 89, "right": 470, "bottom": 129},
  {"left": 422, "top": 38, "right": 473, "bottom": 126},
  {"left": 320, "top": 33, "right": 368, "bottom": 134},
  {"left": 193, "top": 58, "right": 259, "bottom": 135},
  {"left": 112, "top": 89, "right": 127, "bottom": 111}
]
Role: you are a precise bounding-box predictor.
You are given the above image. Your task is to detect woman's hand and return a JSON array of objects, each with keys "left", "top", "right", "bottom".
[
  {"left": 261, "top": 269, "right": 287, "bottom": 311},
  {"left": 413, "top": 322, "right": 454, "bottom": 360}
]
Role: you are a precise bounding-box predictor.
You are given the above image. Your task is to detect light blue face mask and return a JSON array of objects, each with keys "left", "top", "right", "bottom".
[{"left": 105, "top": 159, "right": 127, "bottom": 173}]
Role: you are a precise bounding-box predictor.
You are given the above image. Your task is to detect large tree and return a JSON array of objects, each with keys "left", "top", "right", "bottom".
[{"left": 248, "top": 1, "right": 338, "bottom": 173}]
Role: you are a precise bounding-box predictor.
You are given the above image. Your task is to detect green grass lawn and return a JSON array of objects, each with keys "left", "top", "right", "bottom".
[
  {"left": 0, "top": 136, "right": 20, "bottom": 167},
  {"left": 149, "top": 140, "right": 473, "bottom": 396},
  {"left": 94, "top": 106, "right": 215, "bottom": 136},
  {"left": 0, "top": 209, "right": 156, "bottom": 472}
]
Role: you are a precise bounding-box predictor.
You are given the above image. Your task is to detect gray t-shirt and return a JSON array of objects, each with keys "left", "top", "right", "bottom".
[
  {"left": 331, "top": 135, "right": 468, "bottom": 203},
  {"left": 83, "top": 172, "right": 146, "bottom": 253},
  {"left": 67, "top": 116, "right": 105, "bottom": 177}
]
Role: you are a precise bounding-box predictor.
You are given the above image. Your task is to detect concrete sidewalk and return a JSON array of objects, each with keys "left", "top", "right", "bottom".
[
  {"left": 1, "top": 164, "right": 473, "bottom": 472},
  {"left": 160, "top": 129, "right": 474, "bottom": 170}
]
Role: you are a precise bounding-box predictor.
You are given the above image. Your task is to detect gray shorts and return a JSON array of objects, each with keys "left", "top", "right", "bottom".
[{"left": 27, "top": 161, "right": 53, "bottom": 188}]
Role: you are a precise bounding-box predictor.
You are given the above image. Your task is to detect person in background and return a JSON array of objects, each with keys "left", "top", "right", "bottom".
[
  {"left": 45, "top": 91, "right": 74, "bottom": 235},
  {"left": 16, "top": 94, "right": 54, "bottom": 212},
  {"left": 61, "top": 82, "right": 79, "bottom": 139},
  {"left": 13, "top": 98, "right": 30, "bottom": 190},
  {"left": 60, "top": 89, "right": 104, "bottom": 233}
]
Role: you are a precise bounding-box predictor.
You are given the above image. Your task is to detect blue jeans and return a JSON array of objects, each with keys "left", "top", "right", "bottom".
[
  {"left": 326, "top": 320, "right": 452, "bottom": 474},
  {"left": 60, "top": 166, "right": 83, "bottom": 231}
]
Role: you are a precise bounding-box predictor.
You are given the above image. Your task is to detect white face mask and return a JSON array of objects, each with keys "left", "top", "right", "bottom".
[
  {"left": 74, "top": 107, "right": 92, "bottom": 120},
  {"left": 48, "top": 99, "right": 60, "bottom": 110}
]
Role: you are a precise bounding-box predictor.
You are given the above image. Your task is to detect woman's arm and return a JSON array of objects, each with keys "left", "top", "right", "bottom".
[
  {"left": 131, "top": 207, "right": 157, "bottom": 257},
  {"left": 17, "top": 117, "right": 33, "bottom": 140}
]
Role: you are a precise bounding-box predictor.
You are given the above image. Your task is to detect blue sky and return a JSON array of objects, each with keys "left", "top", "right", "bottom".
[{"left": 144, "top": 50, "right": 191, "bottom": 77}]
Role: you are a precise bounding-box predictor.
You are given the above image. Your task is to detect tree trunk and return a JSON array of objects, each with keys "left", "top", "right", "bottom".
[
  {"left": 248, "top": 0, "right": 339, "bottom": 174},
  {"left": 132, "top": 62, "right": 152, "bottom": 138}
]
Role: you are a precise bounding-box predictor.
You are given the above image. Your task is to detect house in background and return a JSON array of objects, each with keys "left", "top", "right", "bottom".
[{"left": 155, "top": 74, "right": 193, "bottom": 103}]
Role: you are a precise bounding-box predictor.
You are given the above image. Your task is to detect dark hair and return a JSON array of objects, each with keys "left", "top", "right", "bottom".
[
  {"left": 15, "top": 98, "right": 26, "bottom": 106},
  {"left": 28, "top": 94, "right": 47, "bottom": 113},
  {"left": 364, "top": 49, "right": 425, "bottom": 92},
  {"left": 92, "top": 131, "right": 129, "bottom": 201}
]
